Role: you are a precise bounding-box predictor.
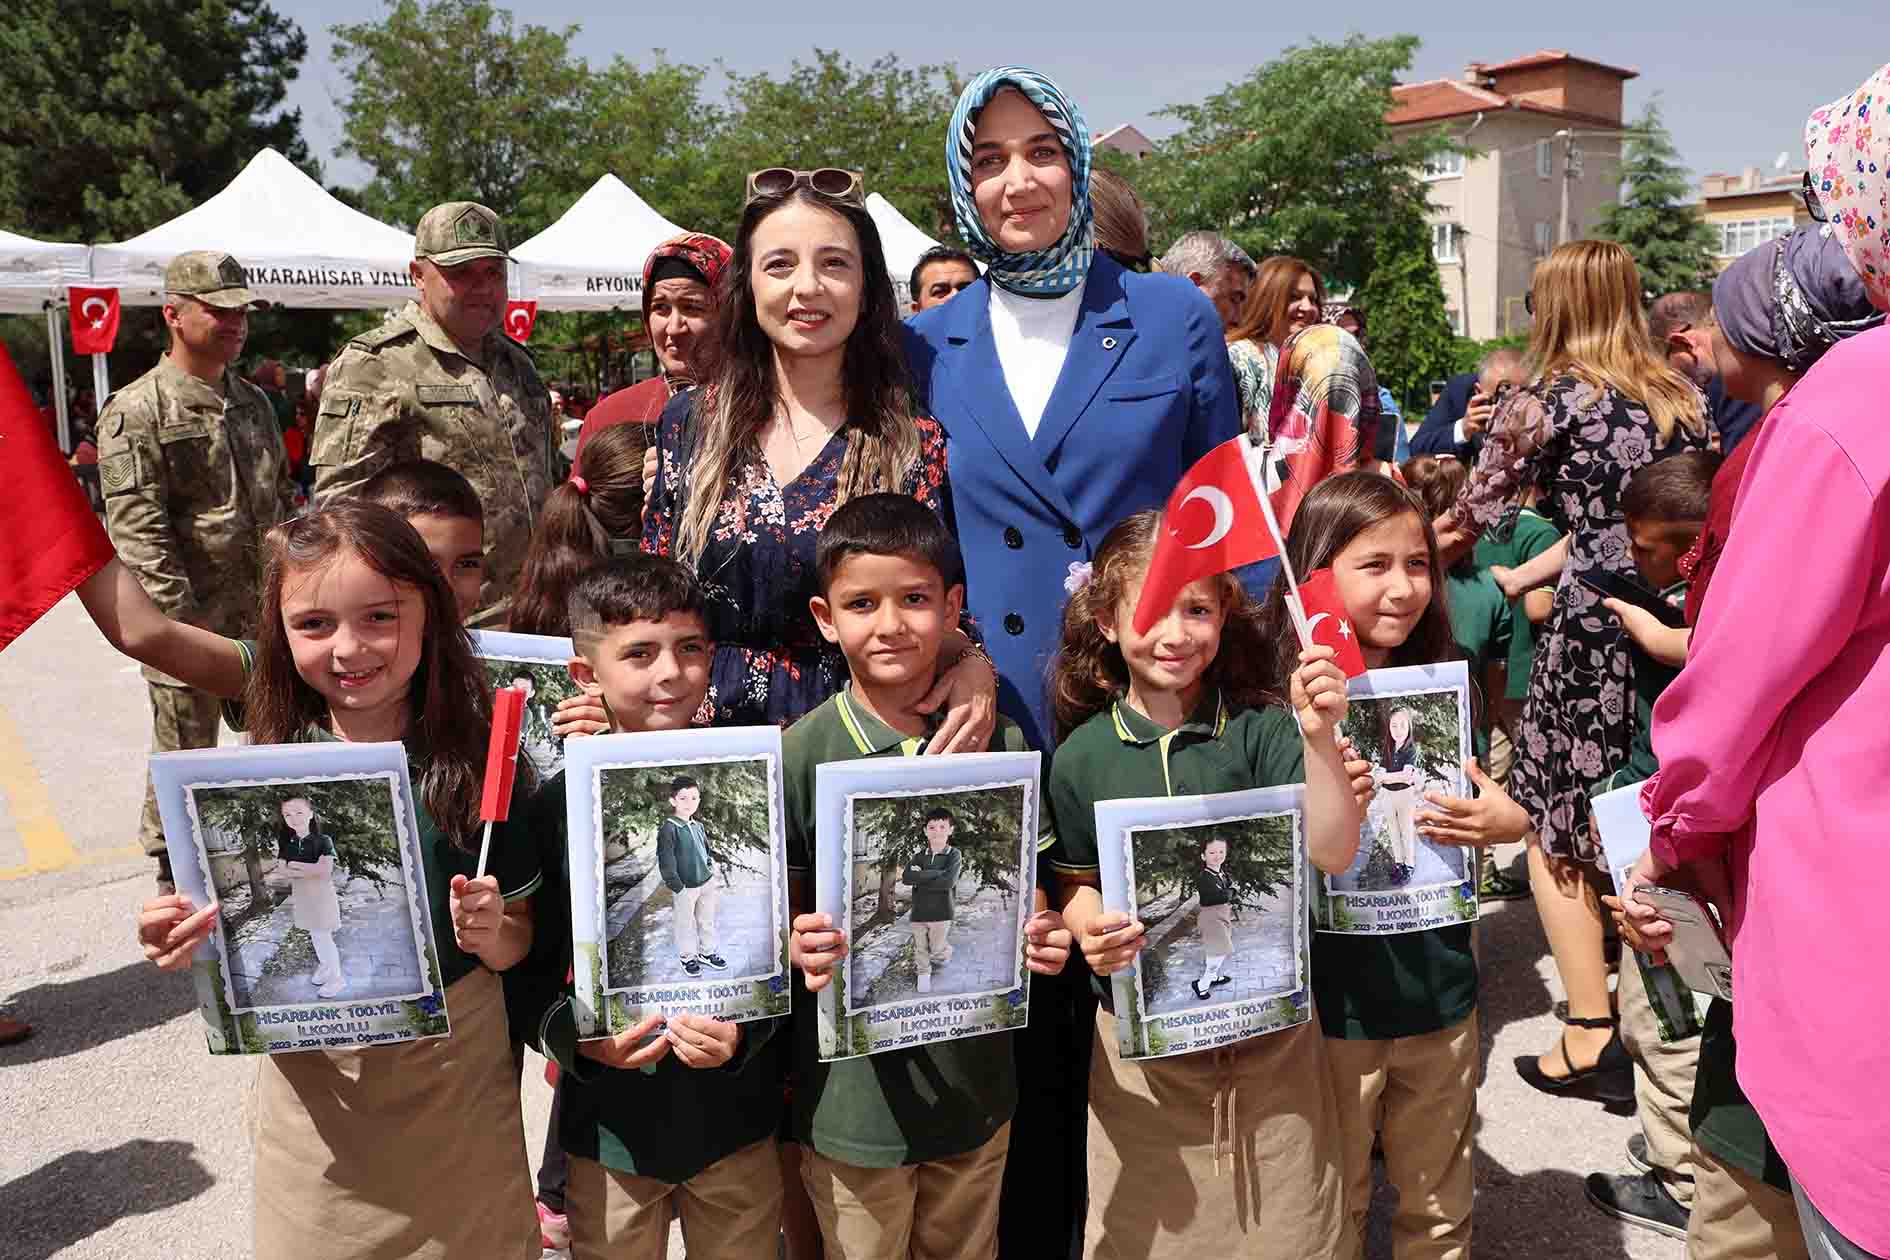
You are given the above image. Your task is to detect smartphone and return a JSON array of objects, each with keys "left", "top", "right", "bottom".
[
  {"left": 1577, "top": 571, "right": 1686, "bottom": 628},
  {"left": 1634, "top": 885, "right": 1733, "bottom": 1000}
]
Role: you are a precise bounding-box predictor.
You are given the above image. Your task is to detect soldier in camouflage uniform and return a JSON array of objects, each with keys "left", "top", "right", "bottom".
[
  {"left": 312, "top": 201, "right": 556, "bottom": 625},
  {"left": 95, "top": 251, "right": 296, "bottom": 891}
]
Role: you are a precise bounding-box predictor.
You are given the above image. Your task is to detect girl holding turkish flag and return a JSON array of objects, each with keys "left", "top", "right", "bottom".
[
  {"left": 1044, "top": 510, "right": 1368, "bottom": 1256},
  {"left": 1257, "top": 472, "right": 1530, "bottom": 1258}
]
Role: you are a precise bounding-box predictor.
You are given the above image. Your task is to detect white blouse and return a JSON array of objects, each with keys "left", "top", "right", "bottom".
[{"left": 987, "top": 279, "right": 1086, "bottom": 438}]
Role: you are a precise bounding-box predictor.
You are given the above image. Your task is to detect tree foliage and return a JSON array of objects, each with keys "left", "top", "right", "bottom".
[
  {"left": 852, "top": 786, "right": 1027, "bottom": 899},
  {"left": 1353, "top": 206, "right": 1461, "bottom": 410},
  {"left": 1130, "top": 814, "right": 1295, "bottom": 919},
  {"left": 598, "top": 760, "right": 775, "bottom": 876},
  {"left": 1593, "top": 100, "right": 1720, "bottom": 299},
  {"left": 1339, "top": 693, "right": 1463, "bottom": 774},
  {"left": 191, "top": 776, "right": 407, "bottom": 901},
  {"left": 1134, "top": 35, "right": 1455, "bottom": 290}
]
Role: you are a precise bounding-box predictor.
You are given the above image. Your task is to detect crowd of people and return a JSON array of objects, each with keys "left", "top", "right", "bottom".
[{"left": 6, "top": 51, "right": 1880, "bottom": 1260}]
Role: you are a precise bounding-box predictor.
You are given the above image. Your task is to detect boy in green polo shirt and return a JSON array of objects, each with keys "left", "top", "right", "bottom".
[
  {"left": 786, "top": 494, "right": 1072, "bottom": 1260},
  {"left": 512, "top": 554, "right": 786, "bottom": 1258}
]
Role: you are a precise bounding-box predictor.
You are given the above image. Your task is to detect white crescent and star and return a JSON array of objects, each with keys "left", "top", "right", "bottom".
[
  {"left": 1177, "top": 486, "right": 1234, "bottom": 550},
  {"left": 507, "top": 309, "right": 532, "bottom": 336},
  {"left": 80, "top": 296, "right": 109, "bottom": 328},
  {"left": 1305, "top": 611, "right": 1355, "bottom": 642}
]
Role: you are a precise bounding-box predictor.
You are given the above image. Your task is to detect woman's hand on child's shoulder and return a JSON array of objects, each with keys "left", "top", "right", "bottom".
[
  {"left": 137, "top": 894, "right": 219, "bottom": 971},
  {"left": 1338, "top": 737, "right": 1375, "bottom": 812},
  {"left": 449, "top": 874, "right": 504, "bottom": 953},
  {"left": 665, "top": 1013, "right": 740, "bottom": 1068},
  {"left": 791, "top": 911, "right": 848, "bottom": 993},
  {"left": 579, "top": 1013, "right": 671, "bottom": 1070},
  {"left": 1291, "top": 646, "right": 1349, "bottom": 740},
  {"left": 1414, "top": 758, "right": 1530, "bottom": 848},
  {"left": 1023, "top": 909, "right": 1074, "bottom": 976},
  {"left": 552, "top": 693, "right": 611, "bottom": 741},
  {"left": 1079, "top": 911, "right": 1145, "bottom": 977}
]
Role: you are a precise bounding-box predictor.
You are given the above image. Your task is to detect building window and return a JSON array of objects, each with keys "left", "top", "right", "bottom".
[
  {"left": 1537, "top": 139, "right": 1553, "bottom": 179},
  {"left": 1432, "top": 222, "right": 1460, "bottom": 263},
  {"left": 1423, "top": 151, "right": 1465, "bottom": 180},
  {"left": 1533, "top": 222, "right": 1553, "bottom": 257},
  {"left": 1715, "top": 216, "right": 1796, "bottom": 257}
]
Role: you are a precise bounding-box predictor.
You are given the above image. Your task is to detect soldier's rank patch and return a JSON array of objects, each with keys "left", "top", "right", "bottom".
[{"left": 99, "top": 451, "right": 138, "bottom": 496}]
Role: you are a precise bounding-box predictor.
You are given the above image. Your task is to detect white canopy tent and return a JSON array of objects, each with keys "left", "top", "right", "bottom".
[
  {"left": 0, "top": 229, "right": 93, "bottom": 449},
  {"left": 510, "top": 175, "right": 686, "bottom": 311},
  {"left": 866, "top": 193, "right": 949, "bottom": 309},
  {"left": 90, "top": 148, "right": 418, "bottom": 309}
]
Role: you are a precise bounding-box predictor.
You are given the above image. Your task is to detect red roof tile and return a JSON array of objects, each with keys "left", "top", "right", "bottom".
[
  {"left": 1386, "top": 79, "right": 1508, "bottom": 126},
  {"left": 1473, "top": 49, "right": 1639, "bottom": 80}
]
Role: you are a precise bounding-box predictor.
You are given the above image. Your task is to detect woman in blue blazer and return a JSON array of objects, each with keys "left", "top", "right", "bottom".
[
  {"left": 902, "top": 64, "right": 1241, "bottom": 1258},
  {"left": 904, "top": 68, "right": 1240, "bottom": 757}
]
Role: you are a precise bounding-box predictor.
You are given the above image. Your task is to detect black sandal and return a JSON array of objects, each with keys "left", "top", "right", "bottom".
[
  {"left": 1513, "top": 1015, "right": 1633, "bottom": 1100},
  {"left": 1192, "top": 981, "right": 1212, "bottom": 1000}
]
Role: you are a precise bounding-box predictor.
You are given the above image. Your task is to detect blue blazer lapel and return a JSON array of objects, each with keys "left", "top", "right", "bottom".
[
  {"left": 938, "top": 282, "right": 1081, "bottom": 523},
  {"left": 1031, "top": 257, "right": 1137, "bottom": 460}
]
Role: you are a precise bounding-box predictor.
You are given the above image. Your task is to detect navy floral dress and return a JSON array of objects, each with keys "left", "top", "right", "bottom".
[
  {"left": 643, "top": 392, "right": 954, "bottom": 728},
  {"left": 1455, "top": 372, "right": 1709, "bottom": 861}
]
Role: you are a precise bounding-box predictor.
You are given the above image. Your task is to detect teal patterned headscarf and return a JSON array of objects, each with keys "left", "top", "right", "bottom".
[{"left": 947, "top": 66, "right": 1094, "bottom": 298}]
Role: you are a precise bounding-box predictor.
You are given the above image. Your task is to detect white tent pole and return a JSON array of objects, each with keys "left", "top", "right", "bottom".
[
  {"left": 45, "top": 304, "right": 71, "bottom": 451},
  {"left": 91, "top": 352, "right": 110, "bottom": 412}
]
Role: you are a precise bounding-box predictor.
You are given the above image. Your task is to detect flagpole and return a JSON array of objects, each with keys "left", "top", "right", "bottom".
[{"left": 1239, "top": 434, "right": 1316, "bottom": 652}]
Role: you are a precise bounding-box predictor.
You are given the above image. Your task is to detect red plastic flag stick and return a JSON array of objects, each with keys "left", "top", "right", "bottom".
[{"left": 476, "top": 685, "right": 527, "bottom": 876}]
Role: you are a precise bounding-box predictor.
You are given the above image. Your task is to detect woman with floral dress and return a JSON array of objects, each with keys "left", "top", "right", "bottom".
[
  {"left": 1449, "top": 240, "right": 1708, "bottom": 1095},
  {"left": 642, "top": 173, "right": 997, "bottom": 740}
]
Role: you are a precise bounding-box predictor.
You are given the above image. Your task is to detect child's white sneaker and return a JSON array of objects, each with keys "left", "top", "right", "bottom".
[
  {"left": 917, "top": 973, "right": 931, "bottom": 994},
  {"left": 318, "top": 978, "right": 346, "bottom": 999}
]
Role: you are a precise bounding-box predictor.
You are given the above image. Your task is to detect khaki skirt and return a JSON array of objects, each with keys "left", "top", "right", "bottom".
[
  {"left": 1198, "top": 904, "right": 1233, "bottom": 959},
  {"left": 252, "top": 966, "right": 538, "bottom": 1259},
  {"left": 1085, "top": 1010, "right": 1353, "bottom": 1259}
]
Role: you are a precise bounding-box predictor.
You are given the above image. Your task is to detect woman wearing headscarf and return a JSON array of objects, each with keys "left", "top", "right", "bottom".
[
  {"left": 1263, "top": 322, "right": 1382, "bottom": 530},
  {"left": 902, "top": 64, "right": 1241, "bottom": 1257},
  {"left": 575, "top": 231, "right": 732, "bottom": 458},
  {"left": 1627, "top": 64, "right": 1890, "bottom": 1259}
]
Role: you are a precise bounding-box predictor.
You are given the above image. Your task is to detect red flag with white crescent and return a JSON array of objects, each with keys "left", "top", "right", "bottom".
[
  {"left": 1291, "top": 567, "right": 1368, "bottom": 678},
  {"left": 68, "top": 287, "right": 121, "bottom": 355},
  {"left": 504, "top": 300, "right": 537, "bottom": 343},
  {"left": 1132, "top": 436, "right": 1284, "bottom": 635}
]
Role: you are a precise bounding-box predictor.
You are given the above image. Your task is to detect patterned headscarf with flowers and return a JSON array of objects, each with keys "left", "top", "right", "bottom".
[{"left": 1804, "top": 62, "right": 1890, "bottom": 312}]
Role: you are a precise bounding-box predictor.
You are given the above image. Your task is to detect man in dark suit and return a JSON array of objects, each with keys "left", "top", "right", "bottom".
[{"left": 1409, "top": 349, "right": 1526, "bottom": 461}]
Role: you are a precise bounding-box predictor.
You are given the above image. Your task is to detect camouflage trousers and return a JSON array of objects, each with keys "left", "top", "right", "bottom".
[{"left": 139, "top": 682, "right": 222, "bottom": 856}]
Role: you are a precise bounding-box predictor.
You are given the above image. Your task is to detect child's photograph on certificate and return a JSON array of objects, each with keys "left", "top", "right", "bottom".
[
  {"left": 469, "top": 630, "right": 578, "bottom": 781},
  {"left": 842, "top": 783, "right": 1031, "bottom": 1011}
]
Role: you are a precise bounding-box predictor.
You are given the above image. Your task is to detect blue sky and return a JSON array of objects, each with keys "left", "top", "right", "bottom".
[{"left": 276, "top": 0, "right": 1884, "bottom": 200}]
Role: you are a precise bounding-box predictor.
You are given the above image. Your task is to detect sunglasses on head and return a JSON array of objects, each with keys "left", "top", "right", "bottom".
[
  {"left": 744, "top": 168, "right": 866, "bottom": 208},
  {"left": 1802, "top": 170, "right": 1828, "bottom": 223}
]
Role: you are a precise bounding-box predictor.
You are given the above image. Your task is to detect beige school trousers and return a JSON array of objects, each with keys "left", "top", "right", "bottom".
[
  {"left": 672, "top": 881, "right": 720, "bottom": 960},
  {"left": 1617, "top": 950, "right": 1701, "bottom": 1208},
  {"left": 567, "top": 1136, "right": 782, "bottom": 1260},
  {"left": 800, "top": 1122, "right": 1009, "bottom": 1260},
  {"left": 1686, "top": 1145, "right": 1808, "bottom": 1260},
  {"left": 911, "top": 919, "right": 954, "bottom": 977},
  {"left": 1325, "top": 1012, "right": 1478, "bottom": 1260}
]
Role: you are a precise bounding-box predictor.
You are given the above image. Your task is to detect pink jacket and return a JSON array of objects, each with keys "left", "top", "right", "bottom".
[{"left": 1641, "top": 326, "right": 1890, "bottom": 1250}]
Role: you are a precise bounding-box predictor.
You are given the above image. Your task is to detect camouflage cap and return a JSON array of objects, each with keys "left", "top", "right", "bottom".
[
  {"left": 164, "top": 251, "right": 259, "bottom": 309},
  {"left": 414, "top": 202, "right": 511, "bottom": 267}
]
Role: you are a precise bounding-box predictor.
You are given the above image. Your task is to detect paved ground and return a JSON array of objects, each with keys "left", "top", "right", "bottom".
[
  {"left": 1142, "top": 887, "right": 1300, "bottom": 1017},
  {"left": 0, "top": 593, "right": 1683, "bottom": 1258},
  {"left": 848, "top": 881, "right": 1024, "bottom": 1007}
]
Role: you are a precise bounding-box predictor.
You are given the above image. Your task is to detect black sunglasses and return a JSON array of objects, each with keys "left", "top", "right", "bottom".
[
  {"left": 744, "top": 168, "right": 865, "bottom": 208},
  {"left": 1802, "top": 171, "right": 1828, "bottom": 223},
  {"left": 1524, "top": 289, "right": 1534, "bottom": 316}
]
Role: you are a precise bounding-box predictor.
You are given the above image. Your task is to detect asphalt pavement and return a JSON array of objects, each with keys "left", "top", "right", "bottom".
[{"left": 0, "top": 592, "right": 1683, "bottom": 1258}]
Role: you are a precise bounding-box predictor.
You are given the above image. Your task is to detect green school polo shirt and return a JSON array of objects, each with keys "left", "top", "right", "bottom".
[
  {"left": 1444, "top": 567, "right": 1508, "bottom": 760},
  {"left": 1472, "top": 508, "right": 1561, "bottom": 701},
  {"left": 515, "top": 772, "right": 785, "bottom": 1184},
  {"left": 783, "top": 688, "right": 1032, "bottom": 1169}
]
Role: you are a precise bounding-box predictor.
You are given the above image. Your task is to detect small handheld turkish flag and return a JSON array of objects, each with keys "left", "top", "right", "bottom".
[
  {"left": 1132, "top": 436, "right": 1285, "bottom": 634},
  {"left": 68, "top": 288, "right": 121, "bottom": 356},
  {"left": 475, "top": 685, "right": 527, "bottom": 876},
  {"left": 504, "top": 300, "right": 537, "bottom": 343},
  {"left": 1290, "top": 567, "right": 1368, "bottom": 678}
]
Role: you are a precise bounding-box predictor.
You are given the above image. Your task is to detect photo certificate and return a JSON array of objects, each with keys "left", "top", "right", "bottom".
[
  {"left": 813, "top": 752, "right": 1041, "bottom": 1062},
  {"left": 150, "top": 741, "right": 449, "bottom": 1055},
  {"left": 1316, "top": 661, "right": 1479, "bottom": 935},
  {"left": 1096, "top": 786, "right": 1313, "bottom": 1059},
  {"left": 563, "top": 726, "right": 790, "bottom": 1037},
  {"left": 470, "top": 629, "right": 580, "bottom": 782}
]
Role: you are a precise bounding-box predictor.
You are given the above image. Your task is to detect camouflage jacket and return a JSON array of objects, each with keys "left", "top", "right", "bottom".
[
  {"left": 96, "top": 357, "right": 296, "bottom": 683},
  {"left": 312, "top": 300, "right": 555, "bottom": 622}
]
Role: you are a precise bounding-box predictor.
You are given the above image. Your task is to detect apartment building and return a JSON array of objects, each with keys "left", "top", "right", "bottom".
[
  {"left": 1698, "top": 167, "right": 1810, "bottom": 272},
  {"left": 1388, "top": 50, "right": 1636, "bottom": 339}
]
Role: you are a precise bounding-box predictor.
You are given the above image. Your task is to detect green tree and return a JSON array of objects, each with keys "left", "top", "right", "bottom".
[
  {"left": 1134, "top": 35, "right": 1456, "bottom": 288},
  {"left": 598, "top": 761, "right": 775, "bottom": 877},
  {"left": 192, "top": 778, "right": 408, "bottom": 919},
  {"left": 331, "top": 0, "right": 593, "bottom": 235},
  {"left": 1353, "top": 207, "right": 1460, "bottom": 410},
  {"left": 1130, "top": 815, "right": 1296, "bottom": 924},
  {"left": 851, "top": 787, "right": 1026, "bottom": 932},
  {"left": 1593, "top": 100, "right": 1719, "bottom": 299}
]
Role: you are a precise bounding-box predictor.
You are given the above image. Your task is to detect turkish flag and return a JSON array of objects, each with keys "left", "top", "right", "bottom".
[
  {"left": 68, "top": 287, "right": 121, "bottom": 355},
  {"left": 1291, "top": 567, "right": 1368, "bottom": 678},
  {"left": 0, "top": 342, "right": 116, "bottom": 652},
  {"left": 1133, "top": 436, "right": 1283, "bottom": 634},
  {"left": 504, "top": 300, "right": 537, "bottom": 342}
]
